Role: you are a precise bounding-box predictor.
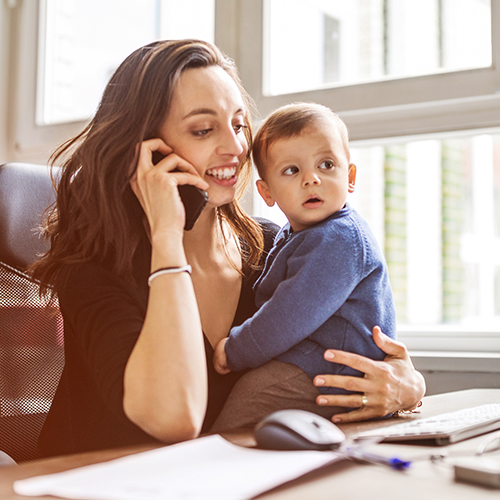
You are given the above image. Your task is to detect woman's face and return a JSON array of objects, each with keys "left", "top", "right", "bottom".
[{"left": 159, "top": 66, "right": 249, "bottom": 208}]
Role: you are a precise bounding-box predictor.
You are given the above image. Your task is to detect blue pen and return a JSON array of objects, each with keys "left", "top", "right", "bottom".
[
  {"left": 353, "top": 451, "right": 412, "bottom": 470},
  {"left": 343, "top": 447, "right": 412, "bottom": 471}
]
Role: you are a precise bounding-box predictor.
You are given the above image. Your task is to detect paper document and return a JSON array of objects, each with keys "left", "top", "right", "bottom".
[{"left": 14, "top": 435, "right": 341, "bottom": 500}]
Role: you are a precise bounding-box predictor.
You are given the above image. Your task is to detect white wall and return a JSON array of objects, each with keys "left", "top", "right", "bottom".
[
  {"left": 0, "top": 1, "right": 11, "bottom": 163},
  {"left": 421, "top": 370, "right": 500, "bottom": 396},
  {"left": 0, "top": 1, "right": 84, "bottom": 166}
]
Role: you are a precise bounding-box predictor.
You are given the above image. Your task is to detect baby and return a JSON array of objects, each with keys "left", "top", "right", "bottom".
[{"left": 211, "top": 102, "right": 396, "bottom": 430}]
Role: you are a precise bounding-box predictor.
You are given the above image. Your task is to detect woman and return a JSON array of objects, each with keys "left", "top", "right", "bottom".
[{"left": 31, "top": 39, "right": 425, "bottom": 457}]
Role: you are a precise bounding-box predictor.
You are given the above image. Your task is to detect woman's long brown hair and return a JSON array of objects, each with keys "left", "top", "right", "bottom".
[{"left": 30, "top": 40, "right": 264, "bottom": 296}]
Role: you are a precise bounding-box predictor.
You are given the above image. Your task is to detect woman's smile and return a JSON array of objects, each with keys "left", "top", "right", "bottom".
[{"left": 205, "top": 164, "right": 238, "bottom": 185}]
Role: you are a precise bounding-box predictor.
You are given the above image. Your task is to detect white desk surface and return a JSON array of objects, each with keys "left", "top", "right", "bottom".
[{"left": 1, "top": 388, "right": 500, "bottom": 499}]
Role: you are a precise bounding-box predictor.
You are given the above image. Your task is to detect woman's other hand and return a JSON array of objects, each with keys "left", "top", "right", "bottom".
[
  {"left": 130, "top": 139, "right": 209, "bottom": 237},
  {"left": 213, "top": 338, "right": 231, "bottom": 375},
  {"left": 313, "top": 326, "right": 426, "bottom": 423}
]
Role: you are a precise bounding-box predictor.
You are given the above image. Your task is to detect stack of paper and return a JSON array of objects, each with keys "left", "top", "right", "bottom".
[{"left": 14, "top": 435, "right": 340, "bottom": 500}]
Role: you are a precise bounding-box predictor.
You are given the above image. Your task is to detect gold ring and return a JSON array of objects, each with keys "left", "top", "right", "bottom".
[{"left": 361, "top": 394, "right": 368, "bottom": 408}]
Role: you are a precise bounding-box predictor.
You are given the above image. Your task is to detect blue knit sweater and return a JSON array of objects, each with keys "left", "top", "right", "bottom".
[{"left": 225, "top": 205, "right": 396, "bottom": 394}]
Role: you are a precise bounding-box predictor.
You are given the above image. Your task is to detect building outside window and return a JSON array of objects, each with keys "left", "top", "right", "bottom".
[{"left": 266, "top": 0, "right": 491, "bottom": 95}]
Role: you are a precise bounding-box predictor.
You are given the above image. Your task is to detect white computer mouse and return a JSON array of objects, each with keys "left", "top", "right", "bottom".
[{"left": 254, "top": 409, "right": 346, "bottom": 451}]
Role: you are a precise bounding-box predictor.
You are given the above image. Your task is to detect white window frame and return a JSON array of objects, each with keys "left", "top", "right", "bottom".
[
  {"left": 8, "top": 0, "right": 500, "bottom": 360},
  {"left": 11, "top": 0, "right": 500, "bottom": 162},
  {"left": 219, "top": 0, "right": 500, "bottom": 141},
  {"left": 9, "top": 0, "right": 216, "bottom": 164},
  {"left": 7, "top": 0, "right": 84, "bottom": 163},
  {"left": 216, "top": 0, "right": 500, "bottom": 360}
]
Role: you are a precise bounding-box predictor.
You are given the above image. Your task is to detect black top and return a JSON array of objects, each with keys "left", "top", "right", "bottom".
[{"left": 38, "top": 219, "right": 278, "bottom": 457}]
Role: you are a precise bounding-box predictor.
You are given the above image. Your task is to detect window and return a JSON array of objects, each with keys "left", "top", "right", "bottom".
[
  {"left": 10, "top": 0, "right": 215, "bottom": 161},
  {"left": 266, "top": 0, "right": 491, "bottom": 95},
  {"left": 9, "top": 0, "right": 500, "bottom": 354},
  {"left": 240, "top": 0, "right": 500, "bottom": 352},
  {"left": 37, "top": 0, "right": 215, "bottom": 125},
  {"left": 355, "top": 134, "right": 500, "bottom": 330},
  {"left": 236, "top": 0, "right": 499, "bottom": 142},
  {"left": 254, "top": 132, "right": 500, "bottom": 331}
]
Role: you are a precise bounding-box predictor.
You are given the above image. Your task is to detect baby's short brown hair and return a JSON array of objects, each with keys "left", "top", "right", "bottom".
[{"left": 252, "top": 102, "right": 350, "bottom": 179}]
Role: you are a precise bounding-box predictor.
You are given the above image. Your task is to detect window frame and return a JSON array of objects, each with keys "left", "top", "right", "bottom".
[
  {"left": 217, "top": 0, "right": 500, "bottom": 357},
  {"left": 224, "top": 0, "right": 500, "bottom": 142},
  {"left": 12, "top": 0, "right": 500, "bottom": 155},
  {"left": 9, "top": 0, "right": 500, "bottom": 358},
  {"left": 8, "top": 0, "right": 84, "bottom": 162},
  {"left": 11, "top": 0, "right": 217, "bottom": 164}
]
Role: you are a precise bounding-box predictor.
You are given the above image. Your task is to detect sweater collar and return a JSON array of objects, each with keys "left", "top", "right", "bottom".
[{"left": 277, "top": 203, "right": 352, "bottom": 242}]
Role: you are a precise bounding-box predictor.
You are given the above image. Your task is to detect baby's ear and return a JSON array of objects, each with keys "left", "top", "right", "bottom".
[
  {"left": 348, "top": 164, "right": 357, "bottom": 193},
  {"left": 256, "top": 179, "right": 275, "bottom": 207}
]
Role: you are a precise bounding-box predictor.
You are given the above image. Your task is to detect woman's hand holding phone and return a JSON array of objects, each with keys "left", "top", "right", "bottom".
[
  {"left": 151, "top": 151, "right": 209, "bottom": 231},
  {"left": 130, "top": 139, "right": 209, "bottom": 237}
]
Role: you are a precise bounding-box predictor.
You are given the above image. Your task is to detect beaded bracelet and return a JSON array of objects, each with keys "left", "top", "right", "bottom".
[
  {"left": 393, "top": 400, "right": 423, "bottom": 417},
  {"left": 148, "top": 265, "right": 192, "bottom": 287}
]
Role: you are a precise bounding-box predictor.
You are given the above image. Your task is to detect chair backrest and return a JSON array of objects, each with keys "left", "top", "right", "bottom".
[{"left": 0, "top": 163, "right": 64, "bottom": 463}]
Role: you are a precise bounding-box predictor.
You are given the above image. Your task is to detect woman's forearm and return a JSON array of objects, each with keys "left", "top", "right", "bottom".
[{"left": 123, "top": 235, "right": 208, "bottom": 443}]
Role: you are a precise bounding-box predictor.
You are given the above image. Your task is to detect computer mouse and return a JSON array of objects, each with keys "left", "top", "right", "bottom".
[{"left": 254, "top": 409, "right": 346, "bottom": 451}]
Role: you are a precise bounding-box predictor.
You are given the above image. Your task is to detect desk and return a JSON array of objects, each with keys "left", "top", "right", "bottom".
[{"left": 1, "top": 388, "right": 500, "bottom": 500}]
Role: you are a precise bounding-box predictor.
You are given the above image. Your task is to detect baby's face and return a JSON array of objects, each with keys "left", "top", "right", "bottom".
[{"left": 257, "top": 121, "right": 355, "bottom": 232}]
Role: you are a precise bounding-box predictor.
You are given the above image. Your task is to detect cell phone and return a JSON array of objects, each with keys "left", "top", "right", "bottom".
[
  {"left": 454, "top": 457, "right": 500, "bottom": 488},
  {"left": 151, "top": 151, "right": 208, "bottom": 230}
]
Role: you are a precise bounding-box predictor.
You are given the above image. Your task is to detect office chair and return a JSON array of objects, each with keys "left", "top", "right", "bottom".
[{"left": 0, "top": 162, "right": 64, "bottom": 463}]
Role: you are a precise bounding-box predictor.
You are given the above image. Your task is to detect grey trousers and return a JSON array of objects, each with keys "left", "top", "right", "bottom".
[{"left": 210, "top": 360, "right": 347, "bottom": 433}]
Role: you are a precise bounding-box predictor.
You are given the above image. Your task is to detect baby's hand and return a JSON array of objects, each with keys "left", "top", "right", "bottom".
[{"left": 213, "top": 338, "right": 231, "bottom": 375}]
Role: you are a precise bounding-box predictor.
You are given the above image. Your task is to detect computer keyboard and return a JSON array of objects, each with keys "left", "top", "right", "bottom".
[{"left": 356, "top": 403, "right": 500, "bottom": 445}]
